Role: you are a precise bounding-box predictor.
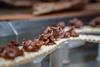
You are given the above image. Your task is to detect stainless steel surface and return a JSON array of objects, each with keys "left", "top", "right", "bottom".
[{"left": 65, "top": 42, "right": 99, "bottom": 67}]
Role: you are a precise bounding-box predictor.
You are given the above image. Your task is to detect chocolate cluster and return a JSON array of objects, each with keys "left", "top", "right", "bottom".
[
  {"left": 38, "top": 22, "right": 65, "bottom": 45},
  {"left": 22, "top": 39, "right": 43, "bottom": 52},
  {"left": 68, "top": 18, "right": 84, "bottom": 28},
  {"left": 90, "top": 17, "right": 100, "bottom": 27},
  {"left": 0, "top": 44, "right": 23, "bottom": 60},
  {"left": 64, "top": 27, "right": 79, "bottom": 38}
]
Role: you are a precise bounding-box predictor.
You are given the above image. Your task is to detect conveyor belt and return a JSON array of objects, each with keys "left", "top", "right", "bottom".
[
  {"left": 0, "top": 39, "right": 67, "bottom": 67},
  {"left": 66, "top": 35, "right": 100, "bottom": 43},
  {"left": 65, "top": 26, "right": 100, "bottom": 34},
  {"left": 0, "top": 34, "right": 100, "bottom": 67}
]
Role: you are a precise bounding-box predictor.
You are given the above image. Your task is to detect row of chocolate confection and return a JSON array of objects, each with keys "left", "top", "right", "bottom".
[
  {"left": 0, "top": 22, "right": 79, "bottom": 60},
  {"left": 68, "top": 16, "right": 100, "bottom": 28}
]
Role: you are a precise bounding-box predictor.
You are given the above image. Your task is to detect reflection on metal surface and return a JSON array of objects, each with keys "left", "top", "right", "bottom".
[
  {"left": 8, "top": 22, "right": 18, "bottom": 41},
  {"left": 8, "top": 22, "right": 18, "bottom": 36}
]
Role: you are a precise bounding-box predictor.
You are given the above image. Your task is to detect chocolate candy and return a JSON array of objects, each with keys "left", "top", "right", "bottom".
[
  {"left": 68, "top": 18, "right": 83, "bottom": 28},
  {"left": 23, "top": 39, "right": 42, "bottom": 52},
  {"left": 90, "top": 17, "right": 100, "bottom": 27},
  {"left": 64, "top": 27, "right": 79, "bottom": 38},
  {"left": 0, "top": 46, "right": 23, "bottom": 60},
  {"left": 4, "top": 47, "right": 23, "bottom": 59}
]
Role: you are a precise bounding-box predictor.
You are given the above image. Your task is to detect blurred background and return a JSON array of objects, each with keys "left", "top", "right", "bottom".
[{"left": 0, "top": 0, "right": 100, "bottom": 67}]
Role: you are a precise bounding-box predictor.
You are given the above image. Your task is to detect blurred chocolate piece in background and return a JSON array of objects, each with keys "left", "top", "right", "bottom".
[
  {"left": 90, "top": 17, "right": 100, "bottom": 27},
  {"left": 68, "top": 18, "right": 84, "bottom": 28}
]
